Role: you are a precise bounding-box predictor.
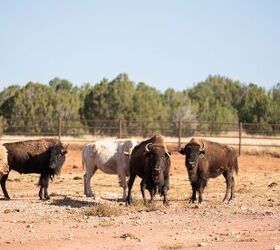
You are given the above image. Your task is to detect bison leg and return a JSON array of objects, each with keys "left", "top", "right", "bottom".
[
  {"left": 1, "top": 173, "right": 10, "bottom": 200},
  {"left": 38, "top": 174, "right": 51, "bottom": 200},
  {"left": 83, "top": 165, "right": 98, "bottom": 198},
  {"left": 162, "top": 177, "right": 169, "bottom": 205},
  {"left": 189, "top": 184, "right": 197, "bottom": 203},
  {"left": 43, "top": 175, "right": 51, "bottom": 200},
  {"left": 197, "top": 179, "right": 207, "bottom": 203},
  {"left": 222, "top": 171, "right": 233, "bottom": 202},
  {"left": 198, "top": 186, "right": 204, "bottom": 203},
  {"left": 140, "top": 180, "right": 147, "bottom": 205},
  {"left": 126, "top": 173, "right": 136, "bottom": 205},
  {"left": 117, "top": 168, "right": 127, "bottom": 201},
  {"left": 229, "top": 176, "right": 235, "bottom": 201}
]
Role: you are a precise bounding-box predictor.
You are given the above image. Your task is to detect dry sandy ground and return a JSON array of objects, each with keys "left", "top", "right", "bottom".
[{"left": 0, "top": 150, "right": 279, "bottom": 250}]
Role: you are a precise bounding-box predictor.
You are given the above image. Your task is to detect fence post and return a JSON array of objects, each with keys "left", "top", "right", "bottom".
[
  {"left": 118, "top": 119, "right": 122, "bottom": 139},
  {"left": 239, "top": 122, "right": 242, "bottom": 156},
  {"left": 178, "top": 120, "right": 182, "bottom": 149},
  {"left": 58, "top": 116, "right": 62, "bottom": 140}
]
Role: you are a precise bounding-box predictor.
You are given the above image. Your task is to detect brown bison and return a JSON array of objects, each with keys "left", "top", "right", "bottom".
[
  {"left": 0, "top": 145, "right": 9, "bottom": 182},
  {"left": 126, "top": 135, "right": 171, "bottom": 205},
  {"left": 1, "top": 139, "right": 67, "bottom": 200},
  {"left": 179, "top": 138, "right": 238, "bottom": 203}
]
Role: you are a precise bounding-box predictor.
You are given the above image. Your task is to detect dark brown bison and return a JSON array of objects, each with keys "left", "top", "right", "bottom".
[
  {"left": 1, "top": 139, "right": 67, "bottom": 200},
  {"left": 179, "top": 138, "right": 238, "bottom": 203},
  {"left": 126, "top": 135, "right": 171, "bottom": 205}
]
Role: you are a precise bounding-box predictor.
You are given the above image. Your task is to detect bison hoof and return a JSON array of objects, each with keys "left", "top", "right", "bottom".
[
  {"left": 44, "top": 196, "right": 50, "bottom": 200},
  {"left": 4, "top": 196, "right": 11, "bottom": 200},
  {"left": 163, "top": 201, "right": 169, "bottom": 206},
  {"left": 126, "top": 197, "right": 132, "bottom": 206},
  {"left": 85, "top": 193, "right": 94, "bottom": 198},
  {"left": 188, "top": 198, "right": 195, "bottom": 203}
]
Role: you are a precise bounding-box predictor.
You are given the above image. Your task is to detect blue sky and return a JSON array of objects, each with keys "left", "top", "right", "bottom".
[{"left": 0, "top": 0, "right": 279, "bottom": 92}]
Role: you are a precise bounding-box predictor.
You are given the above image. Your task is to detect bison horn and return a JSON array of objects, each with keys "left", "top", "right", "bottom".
[
  {"left": 163, "top": 144, "right": 171, "bottom": 157},
  {"left": 200, "top": 141, "right": 205, "bottom": 151},
  {"left": 145, "top": 143, "right": 153, "bottom": 152},
  {"left": 124, "top": 147, "right": 134, "bottom": 156}
]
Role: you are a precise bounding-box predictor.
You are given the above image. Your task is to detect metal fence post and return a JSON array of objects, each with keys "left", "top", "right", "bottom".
[
  {"left": 178, "top": 120, "right": 182, "bottom": 149},
  {"left": 58, "top": 116, "right": 62, "bottom": 140},
  {"left": 239, "top": 122, "right": 242, "bottom": 155}
]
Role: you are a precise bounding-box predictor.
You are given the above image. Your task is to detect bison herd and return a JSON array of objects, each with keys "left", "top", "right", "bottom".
[{"left": 0, "top": 135, "right": 239, "bottom": 205}]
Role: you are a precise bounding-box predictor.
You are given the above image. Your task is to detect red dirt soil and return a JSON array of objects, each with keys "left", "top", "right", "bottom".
[{"left": 0, "top": 150, "right": 279, "bottom": 250}]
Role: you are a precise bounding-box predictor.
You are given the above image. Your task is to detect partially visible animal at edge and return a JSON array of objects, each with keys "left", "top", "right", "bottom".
[
  {"left": 82, "top": 139, "right": 138, "bottom": 200},
  {"left": 179, "top": 138, "right": 239, "bottom": 203},
  {"left": 126, "top": 135, "right": 171, "bottom": 205},
  {"left": 1, "top": 139, "right": 68, "bottom": 200},
  {"left": 0, "top": 145, "right": 9, "bottom": 182}
]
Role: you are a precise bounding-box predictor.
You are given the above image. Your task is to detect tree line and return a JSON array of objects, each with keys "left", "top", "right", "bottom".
[{"left": 0, "top": 73, "right": 279, "bottom": 136}]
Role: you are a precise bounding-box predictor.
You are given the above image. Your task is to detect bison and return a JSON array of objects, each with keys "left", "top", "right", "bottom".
[
  {"left": 126, "top": 135, "right": 171, "bottom": 205},
  {"left": 1, "top": 139, "right": 67, "bottom": 200},
  {"left": 0, "top": 145, "right": 9, "bottom": 182},
  {"left": 82, "top": 139, "right": 137, "bottom": 200},
  {"left": 179, "top": 138, "right": 239, "bottom": 203}
]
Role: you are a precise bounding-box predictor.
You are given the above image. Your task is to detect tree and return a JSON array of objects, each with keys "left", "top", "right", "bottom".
[
  {"left": 163, "top": 88, "right": 198, "bottom": 136},
  {"left": 238, "top": 83, "right": 275, "bottom": 134},
  {"left": 188, "top": 75, "right": 240, "bottom": 133},
  {"left": 49, "top": 77, "right": 73, "bottom": 92},
  {"left": 0, "top": 81, "right": 82, "bottom": 135}
]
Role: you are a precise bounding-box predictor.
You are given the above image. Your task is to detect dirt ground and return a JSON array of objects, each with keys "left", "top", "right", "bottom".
[{"left": 0, "top": 149, "right": 279, "bottom": 250}]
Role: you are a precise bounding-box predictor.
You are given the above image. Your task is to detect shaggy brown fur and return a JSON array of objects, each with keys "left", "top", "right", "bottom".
[
  {"left": 180, "top": 138, "right": 239, "bottom": 203},
  {"left": 0, "top": 145, "right": 9, "bottom": 180},
  {"left": 126, "top": 135, "right": 171, "bottom": 205}
]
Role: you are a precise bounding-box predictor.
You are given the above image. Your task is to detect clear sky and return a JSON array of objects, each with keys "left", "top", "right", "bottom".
[{"left": 0, "top": 0, "right": 279, "bottom": 92}]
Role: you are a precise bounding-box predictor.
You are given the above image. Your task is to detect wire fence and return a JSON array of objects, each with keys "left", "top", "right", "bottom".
[{"left": 1, "top": 117, "right": 280, "bottom": 155}]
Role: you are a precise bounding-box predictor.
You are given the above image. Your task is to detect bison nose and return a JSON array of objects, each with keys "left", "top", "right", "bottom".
[{"left": 187, "top": 161, "right": 196, "bottom": 168}]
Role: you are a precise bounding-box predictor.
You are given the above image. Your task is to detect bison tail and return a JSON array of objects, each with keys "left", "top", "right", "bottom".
[
  {"left": 234, "top": 160, "right": 239, "bottom": 176},
  {"left": 82, "top": 152, "right": 85, "bottom": 170}
]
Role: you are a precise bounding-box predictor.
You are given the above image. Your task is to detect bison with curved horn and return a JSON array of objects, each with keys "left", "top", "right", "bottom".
[
  {"left": 1, "top": 139, "right": 68, "bottom": 200},
  {"left": 179, "top": 138, "right": 239, "bottom": 203},
  {"left": 126, "top": 135, "right": 171, "bottom": 205}
]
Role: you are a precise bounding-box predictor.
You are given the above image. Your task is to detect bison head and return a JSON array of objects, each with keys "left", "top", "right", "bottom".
[
  {"left": 145, "top": 143, "right": 170, "bottom": 186},
  {"left": 179, "top": 139, "right": 205, "bottom": 170},
  {"left": 49, "top": 143, "right": 68, "bottom": 173}
]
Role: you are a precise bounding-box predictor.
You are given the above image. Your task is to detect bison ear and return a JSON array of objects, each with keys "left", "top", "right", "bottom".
[
  {"left": 179, "top": 148, "right": 186, "bottom": 155},
  {"left": 144, "top": 151, "right": 150, "bottom": 157}
]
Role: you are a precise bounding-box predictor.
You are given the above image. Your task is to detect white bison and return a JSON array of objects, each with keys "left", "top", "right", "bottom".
[{"left": 82, "top": 139, "right": 137, "bottom": 200}]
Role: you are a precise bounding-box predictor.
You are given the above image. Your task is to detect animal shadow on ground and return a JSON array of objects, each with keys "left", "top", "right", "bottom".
[
  {"left": 49, "top": 197, "right": 95, "bottom": 208},
  {"left": 101, "top": 197, "right": 125, "bottom": 203}
]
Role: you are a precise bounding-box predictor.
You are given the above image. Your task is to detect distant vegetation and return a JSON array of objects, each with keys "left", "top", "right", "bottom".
[{"left": 0, "top": 73, "right": 279, "bottom": 135}]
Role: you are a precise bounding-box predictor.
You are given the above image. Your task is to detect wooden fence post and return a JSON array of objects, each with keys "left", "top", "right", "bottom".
[
  {"left": 239, "top": 122, "right": 242, "bottom": 155},
  {"left": 58, "top": 116, "right": 62, "bottom": 140},
  {"left": 118, "top": 119, "right": 122, "bottom": 139},
  {"left": 178, "top": 120, "right": 182, "bottom": 149}
]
